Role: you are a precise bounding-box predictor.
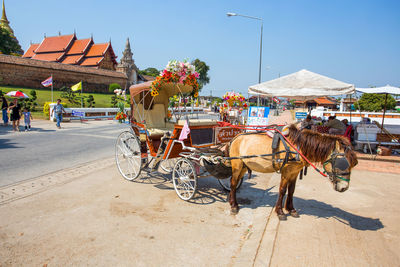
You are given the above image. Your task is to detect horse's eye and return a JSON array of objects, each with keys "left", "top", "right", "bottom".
[{"left": 334, "top": 158, "right": 349, "bottom": 171}]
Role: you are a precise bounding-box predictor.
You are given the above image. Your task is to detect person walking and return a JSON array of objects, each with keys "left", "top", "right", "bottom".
[
  {"left": 9, "top": 99, "right": 21, "bottom": 131},
  {"left": 52, "top": 99, "right": 66, "bottom": 129},
  {"left": 1, "top": 96, "right": 8, "bottom": 126},
  {"left": 22, "top": 107, "right": 33, "bottom": 131}
]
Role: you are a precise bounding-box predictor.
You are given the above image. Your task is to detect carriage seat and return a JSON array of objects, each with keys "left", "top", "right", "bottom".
[{"left": 177, "top": 119, "right": 217, "bottom": 126}]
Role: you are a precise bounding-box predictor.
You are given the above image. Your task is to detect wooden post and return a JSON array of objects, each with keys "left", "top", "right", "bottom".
[{"left": 381, "top": 93, "right": 388, "bottom": 130}]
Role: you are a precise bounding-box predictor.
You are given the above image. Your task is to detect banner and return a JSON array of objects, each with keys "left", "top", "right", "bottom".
[{"left": 247, "top": 106, "right": 270, "bottom": 127}]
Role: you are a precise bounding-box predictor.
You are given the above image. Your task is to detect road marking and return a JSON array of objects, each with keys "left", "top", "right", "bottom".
[
  {"left": 0, "top": 157, "right": 115, "bottom": 205},
  {"left": 62, "top": 132, "right": 116, "bottom": 140}
]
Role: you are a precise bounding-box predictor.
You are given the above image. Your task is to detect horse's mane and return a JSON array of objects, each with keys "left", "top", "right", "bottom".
[{"left": 287, "top": 124, "right": 358, "bottom": 167}]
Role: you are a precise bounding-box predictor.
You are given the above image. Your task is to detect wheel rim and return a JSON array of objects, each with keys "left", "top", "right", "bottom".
[
  {"left": 173, "top": 159, "right": 197, "bottom": 200},
  {"left": 115, "top": 131, "right": 141, "bottom": 181}
]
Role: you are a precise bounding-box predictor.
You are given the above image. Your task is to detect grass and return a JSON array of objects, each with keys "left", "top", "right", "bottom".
[{"left": 0, "top": 85, "right": 120, "bottom": 109}]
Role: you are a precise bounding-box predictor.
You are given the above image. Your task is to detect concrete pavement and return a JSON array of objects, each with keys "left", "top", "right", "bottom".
[{"left": 1, "top": 154, "right": 399, "bottom": 266}]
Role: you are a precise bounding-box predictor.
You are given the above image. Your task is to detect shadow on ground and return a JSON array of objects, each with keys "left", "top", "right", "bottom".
[
  {"left": 0, "top": 126, "right": 56, "bottom": 136},
  {"left": 125, "top": 170, "right": 383, "bottom": 231},
  {"left": 0, "top": 138, "right": 22, "bottom": 149}
]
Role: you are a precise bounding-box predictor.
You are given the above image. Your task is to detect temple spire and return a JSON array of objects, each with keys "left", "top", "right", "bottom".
[{"left": 0, "top": 0, "right": 13, "bottom": 36}]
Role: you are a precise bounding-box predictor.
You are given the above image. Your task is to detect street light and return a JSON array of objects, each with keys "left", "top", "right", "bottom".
[{"left": 227, "top": 12, "right": 263, "bottom": 106}]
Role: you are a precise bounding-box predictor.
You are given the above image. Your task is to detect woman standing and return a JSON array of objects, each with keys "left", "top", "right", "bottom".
[
  {"left": 9, "top": 99, "right": 21, "bottom": 131},
  {"left": 1, "top": 96, "right": 8, "bottom": 126}
]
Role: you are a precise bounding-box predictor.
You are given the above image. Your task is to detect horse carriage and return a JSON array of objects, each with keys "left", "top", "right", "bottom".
[
  {"left": 115, "top": 80, "right": 244, "bottom": 201},
  {"left": 115, "top": 61, "right": 358, "bottom": 217}
]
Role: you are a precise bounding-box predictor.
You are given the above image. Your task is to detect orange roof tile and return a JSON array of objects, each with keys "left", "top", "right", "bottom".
[
  {"left": 62, "top": 54, "right": 84, "bottom": 64},
  {"left": 35, "top": 34, "right": 75, "bottom": 53},
  {"left": 22, "top": 43, "right": 39, "bottom": 58},
  {"left": 66, "top": 38, "right": 92, "bottom": 55},
  {"left": 80, "top": 56, "right": 104, "bottom": 66},
  {"left": 314, "top": 97, "right": 336, "bottom": 105},
  {"left": 31, "top": 52, "right": 65, "bottom": 62},
  {"left": 85, "top": 43, "right": 109, "bottom": 57}
]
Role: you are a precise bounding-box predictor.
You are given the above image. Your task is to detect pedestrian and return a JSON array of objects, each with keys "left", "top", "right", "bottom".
[
  {"left": 1, "top": 96, "right": 8, "bottom": 126},
  {"left": 52, "top": 99, "right": 66, "bottom": 129},
  {"left": 9, "top": 99, "right": 21, "bottom": 131},
  {"left": 22, "top": 107, "right": 33, "bottom": 131}
]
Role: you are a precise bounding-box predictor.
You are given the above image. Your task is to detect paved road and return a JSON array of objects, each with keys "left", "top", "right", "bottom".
[{"left": 0, "top": 120, "right": 129, "bottom": 187}]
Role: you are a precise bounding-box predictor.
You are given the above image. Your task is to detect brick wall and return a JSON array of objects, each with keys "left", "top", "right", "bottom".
[{"left": 0, "top": 54, "right": 127, "bottom": 93}]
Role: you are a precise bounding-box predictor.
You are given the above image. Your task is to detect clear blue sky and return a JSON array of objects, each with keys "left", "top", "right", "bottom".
[{"left": 6, "top": 0, "right": 400, "bottom": 96}]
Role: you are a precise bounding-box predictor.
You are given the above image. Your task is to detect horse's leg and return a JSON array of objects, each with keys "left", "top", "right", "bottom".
[
  {"left": 275, "top": 177, "right": 288, "bottom": 221},
  {"left": 285, "top": 178, "right": 300, "bottom": 218},
  {"left": 229, "top": 160, "right": 247, "bottom": 215}
]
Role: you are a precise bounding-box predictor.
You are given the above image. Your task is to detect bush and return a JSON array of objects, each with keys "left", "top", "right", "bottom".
[{"left": 109, "top": 83, "right": 121, "bottom": 93}]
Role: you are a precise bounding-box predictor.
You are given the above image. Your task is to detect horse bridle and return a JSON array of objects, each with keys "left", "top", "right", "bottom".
[{"left": 322, "top": 148, "right": 351, "bottom": 182}]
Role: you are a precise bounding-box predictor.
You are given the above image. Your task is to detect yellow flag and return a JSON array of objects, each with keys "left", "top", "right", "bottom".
[{"left": 71, "top": 81, "right": 82, "bottom": 91}]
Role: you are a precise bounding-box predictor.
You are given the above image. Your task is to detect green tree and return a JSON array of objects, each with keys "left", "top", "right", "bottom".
[
  {"left": 354, "top": 93, "right": 396, "bottom": 112},
  {"left": 86, "top": 95, "right": 95, "bottom": 108},
  {"left": 60, "top": 86, "right": 81, "bottom": 105},
  {"left": 109, "top": 83, "right": 121, "bottom": 93},
  {"left": 191, "top": 59, "right": 210, "bottom": 91},
  {"left": 138, "top": 67, "right": 160, "bottom": 77},
  {"left": 0, "top": 27, "right": 23, "bottom": 55}
]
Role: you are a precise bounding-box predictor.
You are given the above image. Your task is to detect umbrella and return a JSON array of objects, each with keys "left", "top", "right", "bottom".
[
  {"left": 6, "top": 91, "right": 29, "bottom": 98},
  {"left": 356, "top": 85, "right": 400, "bottom": 129}
]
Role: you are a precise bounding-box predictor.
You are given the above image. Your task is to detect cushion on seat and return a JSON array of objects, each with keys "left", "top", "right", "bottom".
[{"left": 147, "top": 128, "right": 171, "bottom": 138}]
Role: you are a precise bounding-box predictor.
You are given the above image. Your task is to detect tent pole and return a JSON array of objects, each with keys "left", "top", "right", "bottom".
[
  {"left": 381, "top": 93, "right": 388, "bottom": 131},
  {"left": 349, "top": 94, "right": 352, "bottom": 124}
]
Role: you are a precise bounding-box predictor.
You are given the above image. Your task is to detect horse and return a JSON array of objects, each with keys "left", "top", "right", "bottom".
[{"left": 227, "top": 124, "right": 358, "bottom": 220}]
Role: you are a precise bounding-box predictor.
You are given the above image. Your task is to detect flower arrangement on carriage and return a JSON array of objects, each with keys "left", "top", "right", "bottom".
[
  {"left": 150, "top": 60, "right": 200, "bottom": 98},
  {"left": 221, "top": 91, "right": 249, "bottom": 124}
]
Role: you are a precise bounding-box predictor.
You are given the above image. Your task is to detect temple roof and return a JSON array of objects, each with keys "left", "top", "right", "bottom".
[
  {"left": 35, "top": 34, "right": 75, "bottom": 53},
  {"left": 81, "top": 57, "right": 104, "bottom": 66},
  {"left": 31, "top": 52, "right": 65, "bottom": 62},
  {"left": 22, "top": 33, "right": 117, "bottom": 69},
  {"left": 62, "top": 54, "right": 85, "bottom": 64},
  {"left": 23, "top": 43, "right": 39, "bottom": 58},
  {"left": 66, "top": 38, "right": 92, "bottom": 55},
  {"left": 86, "top": 43, "right": 110, "bottom": 57}
]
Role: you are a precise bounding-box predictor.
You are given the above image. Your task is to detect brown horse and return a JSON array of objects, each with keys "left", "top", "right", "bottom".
[{"left": 227, "top": 124, "right": 358, "bottom": 220}]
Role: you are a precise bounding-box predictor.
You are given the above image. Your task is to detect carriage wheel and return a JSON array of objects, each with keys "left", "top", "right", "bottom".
[
  {"left": 218, "top": 176, "right": 244, "bottom": 192},
  {"left": 115, "top": 131, "right": 142, "bottom": 181},
  {"left": 159, "top": 158, "right": 178, "bottom": 174},
  {"left": 172, "top": 158, "right": 197, "bottom": 200}
]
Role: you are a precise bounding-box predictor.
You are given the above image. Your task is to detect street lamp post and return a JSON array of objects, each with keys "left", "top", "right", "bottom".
[{"left": 227, "top": 12, "right": 263, "bottom": 106}]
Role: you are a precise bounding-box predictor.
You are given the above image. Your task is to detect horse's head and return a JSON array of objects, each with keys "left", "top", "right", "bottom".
[{"left": 322, "top": 142, "right": 357, "bottom": 192}]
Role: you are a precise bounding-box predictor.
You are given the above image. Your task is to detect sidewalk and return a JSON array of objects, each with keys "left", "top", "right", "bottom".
[
  {"left": 0, "top": 159, "right": 275, "bottom": 266},
  {"left": 0, "top": 118, "right": 124, "bottom": 136}
]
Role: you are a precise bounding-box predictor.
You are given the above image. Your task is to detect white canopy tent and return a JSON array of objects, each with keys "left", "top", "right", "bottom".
[
  {"left": 356, "top": 85, "right": 400, "bottom": 128},
  {"left": 356, "top": 85, "right": 400, "bottom": 95},
  {"left": 248, "top": 69, "right": 355, "bottom": 97}
]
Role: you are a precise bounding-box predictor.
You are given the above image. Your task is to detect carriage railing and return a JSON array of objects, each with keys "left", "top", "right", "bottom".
[{"left": 131, "top": 89, "right": 156, "bottom": 125}]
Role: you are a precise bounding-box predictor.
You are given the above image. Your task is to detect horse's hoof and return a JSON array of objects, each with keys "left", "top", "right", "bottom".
[
  {"left": 289, "top": 210, "right": 300, "bottom": 218},
  {"left": 277, "top": 214, "right": 287, "bottom": 221},
  {"left": 230, "top": 207, "right": 239, "bottom": 215}
]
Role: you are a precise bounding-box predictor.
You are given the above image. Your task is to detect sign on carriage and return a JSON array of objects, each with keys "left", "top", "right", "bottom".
[
  {"left": 215, "top": 127, "right": 243, "bottom": 144},
  {"left": 247, "top": 106, "right": 270, "bottom": 127}
]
